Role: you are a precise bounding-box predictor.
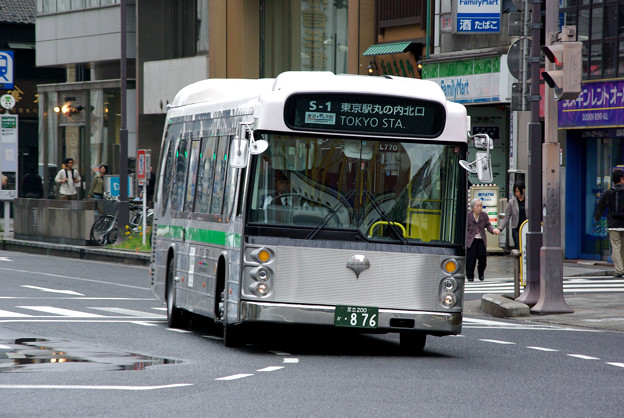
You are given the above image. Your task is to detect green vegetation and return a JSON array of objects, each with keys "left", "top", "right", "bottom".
[{"left": 110, "top": 225, "right": 151, "bottom": 252}]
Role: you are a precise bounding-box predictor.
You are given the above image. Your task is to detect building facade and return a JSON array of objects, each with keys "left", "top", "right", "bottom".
[
  {"left": 560, "top": 1, "right": 624, "bottom": 261},
  {"left": 35, "top": 0, "right": 136, "bottom": 197},
  {"left": 0, "top": 0, "right": 64, "bottom": 198}
]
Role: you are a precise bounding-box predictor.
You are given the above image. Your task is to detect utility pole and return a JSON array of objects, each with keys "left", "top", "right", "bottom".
[
  {"left": 118, "top": 0, "right": 129, "bottom": 229},
  {"left": 516, "top": 0, "right": 542, "bottom": 305},
  {"left": 531, "top": 2, "right": 575, "bottom": 314}
]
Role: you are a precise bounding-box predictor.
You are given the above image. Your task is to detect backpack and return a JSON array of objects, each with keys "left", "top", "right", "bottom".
[{"left": 611, "top": 187, "right": 624, "bottom": 219}]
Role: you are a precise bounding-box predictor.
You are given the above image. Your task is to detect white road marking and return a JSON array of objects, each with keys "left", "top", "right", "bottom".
[
  {"left": 526, "top": 346, "right": 559, "bottom": 352},
  {"left": 17, "top": 306, "right": 104, "bottom": 318},
  {"left": 257, "top": 366, "right": 284, "bottom": 372},
  {"left": 283, "top": 358, "right": 299, "bottom": 364},
  {"left": 0, "top": 344, "right": 11, "bottom": 349},
  {"left": 0, "top": 384, "right": 192, "bottom": 391},
  {"left": 606, "top": 362, "right": 624, "bottom": 368},
  {"left": 0, "top": 257, "right": 13, "bottom": 262},
  {"left": 567, "top": 354, "right": 600, "bottom": 360},
  {"left": 130, "top": 321, "right": 159, "bottom": 327},
  {"left": 269, "top": 351, "right": 291, "bottom": 356},
  {"left": 215, "top": 374, "right": 254, "bottom": 381},
  {"left": 0, "top": 309, "right": 31, "bottom": 318},
  {"left": 0, "top": 267, "right": 148, "bottom": 291},
  {"left": 153, "top": 307, "right": 167, "bottom": 311},
  {"left": 202, "top": 335, "right": 223, "bottom": 341},
  {"left": 166, "top": 328, "right": 192, "bottom": 333},
  {"left": 479, "top": 339, "right": 516, "bottom": 345},
  {"left": 89, "top": 307, "right": 166, "bottom": 318},
  {"left": 21, "top": 285, "right": 85, "bottom": 296}
]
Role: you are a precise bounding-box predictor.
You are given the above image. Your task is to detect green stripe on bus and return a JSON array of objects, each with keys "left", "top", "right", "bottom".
[{"left": 157, "top": 225, "right": 241, "bottom": 247}]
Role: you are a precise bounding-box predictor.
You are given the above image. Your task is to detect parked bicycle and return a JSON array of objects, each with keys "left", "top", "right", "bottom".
[{"left": 90, "top": 197, "right": 153, "bottom": 246}]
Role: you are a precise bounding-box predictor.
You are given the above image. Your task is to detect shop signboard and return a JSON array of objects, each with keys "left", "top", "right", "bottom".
[
  {"left": 559, "top": 79, "right": 624, "bottom": 128},
  {"left": 456, "top": 0, "right": 501, "bottom": 33}
]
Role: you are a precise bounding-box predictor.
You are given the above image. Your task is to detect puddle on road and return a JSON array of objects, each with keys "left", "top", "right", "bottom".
[{"left": 0, "top": 338, "right": 179, "bottom": 373}]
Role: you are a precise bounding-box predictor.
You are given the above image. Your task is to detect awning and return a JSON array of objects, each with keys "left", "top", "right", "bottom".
[{"left": 362, "top": 41, "right": 415, "bottom": 56}]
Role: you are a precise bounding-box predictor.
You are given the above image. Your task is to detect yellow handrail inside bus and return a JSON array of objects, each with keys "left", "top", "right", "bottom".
[{"left": 368, "top": 221, "right": 407, "bottom": 238}]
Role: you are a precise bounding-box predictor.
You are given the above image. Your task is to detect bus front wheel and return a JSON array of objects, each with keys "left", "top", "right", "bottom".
[
  {"left": 166, "top": 258, "right": 187, "bottom": 328},
  {"left": 400, "top": 331, "right": 426, "bottom": 355}
]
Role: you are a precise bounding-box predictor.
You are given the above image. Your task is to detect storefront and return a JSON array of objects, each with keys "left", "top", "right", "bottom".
[
  {"left": 563, "top": 79, "right": 624, "bottom": 261},
  {"left": 37, "top": 81, "right": 135, "bottom": 198}
]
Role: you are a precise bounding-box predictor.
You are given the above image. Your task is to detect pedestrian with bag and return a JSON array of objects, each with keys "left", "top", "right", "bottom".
[
  {"left": 594, "top": 169, "right": 624, "bottom": 278},
  {"left": 88, "top": 164, "right": 107, "bottom": 199},
  {"left": 498, "top": 181, "right": 527, "bottom": 249},
  {"left": 54, "top": 158, "right": 81, "bottom": 200},
  {"left": 466, "top": 198, "right": 500, "bottom": 281}
]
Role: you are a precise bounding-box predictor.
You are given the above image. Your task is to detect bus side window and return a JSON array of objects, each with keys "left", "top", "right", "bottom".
[
  {"left": 184, "top": 140, "right": 201, "bottom": 212},
  {"left": 160, "top": 124, "right": 181, "bottom": 213},
  {"left": 196, "top": 136, "right": 217, "bottom": 213},
  {"left": 222, "top": 135, "right": 239, "bottom": 221},
  {"left": 171, "top": 136, "right": 189, "bottom": 212},
  {"left": 210, "top": 136, "right": 228, "bottom": 216}
]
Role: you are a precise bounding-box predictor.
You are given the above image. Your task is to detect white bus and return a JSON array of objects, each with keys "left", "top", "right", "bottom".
[{"left": 150, "top": 72, "right": 487, "bottom": 353}]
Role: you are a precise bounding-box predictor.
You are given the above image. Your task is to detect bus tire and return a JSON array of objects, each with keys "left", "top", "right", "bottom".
[
  {"left": 400, "top": 331, "right": 426, "bottom": 355},
  {"left": 166, "top": 257, "right": 187, "bottom": 328}
]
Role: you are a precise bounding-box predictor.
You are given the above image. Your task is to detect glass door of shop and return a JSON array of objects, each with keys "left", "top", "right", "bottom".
[{"left": 584, "top": 137, "right": 624, "bottom": 261}]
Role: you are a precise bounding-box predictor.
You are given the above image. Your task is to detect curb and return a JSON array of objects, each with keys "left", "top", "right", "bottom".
[
  {"left": 481, "top": 293, "right": 530, "bottom": 318},
  {"left": 1, "top": 238, "right": 150, "bottom": 266}
]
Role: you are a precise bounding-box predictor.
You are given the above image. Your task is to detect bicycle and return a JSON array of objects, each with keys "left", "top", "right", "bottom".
[{"left": 90, "top": 198, "right": 120, "bottom": 246}]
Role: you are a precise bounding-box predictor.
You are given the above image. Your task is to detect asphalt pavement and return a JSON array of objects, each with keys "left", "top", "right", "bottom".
[{"left": 1, "top": 225, "right": 622, "bottom": 334}]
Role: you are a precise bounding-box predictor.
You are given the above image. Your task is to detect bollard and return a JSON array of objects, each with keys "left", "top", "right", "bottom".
[{"left": 511, "top": 249, "right": 522, "bottom": 299}]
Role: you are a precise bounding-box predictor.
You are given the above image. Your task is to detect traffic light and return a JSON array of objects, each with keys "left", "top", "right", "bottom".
[{"left": 541, "top": 41, "right": 582, "bottom": 101}]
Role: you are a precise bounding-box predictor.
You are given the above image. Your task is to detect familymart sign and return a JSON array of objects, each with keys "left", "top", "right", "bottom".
[{"left": 421, "top": 56, "right": 511, "bottom": 104}]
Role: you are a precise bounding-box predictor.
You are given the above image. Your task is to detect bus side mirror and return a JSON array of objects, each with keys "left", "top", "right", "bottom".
[
  {"left": 229, "top": 125, "right": 249, "bottom": 169},
  {"left": 459, "top": 133, "right": 494, "bottom": 183}
]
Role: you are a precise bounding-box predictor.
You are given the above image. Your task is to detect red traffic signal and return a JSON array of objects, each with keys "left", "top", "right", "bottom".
[{"left": 541, "top": 42, "right": 582, "bottom": 101}]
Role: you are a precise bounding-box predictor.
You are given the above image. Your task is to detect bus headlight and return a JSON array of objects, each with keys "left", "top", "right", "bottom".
[
  {"left": 441, "top": 258, "right": 459, "bottom": 275},
  {"left": 441, "top": 277, "right": 457, "bottom": 292},
  {"left": 250, "top": 281, "right": 271, "bottom": 297},
  {"left": 440, "top": 293, "right": 457, "bottom": 308},
  {"left": 250, "top": 266, "right": 272, "bottom": 282}
]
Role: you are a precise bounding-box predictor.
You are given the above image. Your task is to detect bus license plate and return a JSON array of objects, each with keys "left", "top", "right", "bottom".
[{"left": 334, "top": 305, "right": 378, "bottom": 329}]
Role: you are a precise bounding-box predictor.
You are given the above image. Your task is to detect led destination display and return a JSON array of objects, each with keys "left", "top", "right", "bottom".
[{"left": 284, "top": 93, "right": 446, "bottom": 137}]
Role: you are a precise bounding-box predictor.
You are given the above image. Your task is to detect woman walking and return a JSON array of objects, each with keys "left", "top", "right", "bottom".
[
  {"left": 88, "top": 164, "right": 107, "bottom": 199},
  {"left": 466, "top": 198, "right": 500, "bottom": 281}
]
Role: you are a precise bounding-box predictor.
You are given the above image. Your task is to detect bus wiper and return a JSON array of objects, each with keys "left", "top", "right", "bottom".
[
  {"left": 306, "top": 190, "right": 355, "bottom": 240},
  {"left": 363, "top": 190, "right": 408, "bottom": 245}
]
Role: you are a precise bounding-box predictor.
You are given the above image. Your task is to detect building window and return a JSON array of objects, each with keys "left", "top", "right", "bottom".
[
  {"left": 261, "top": 0, "right": 348, "bottom": 77},
  {"left": 562, "top": 0, "right": 623, "bottom": 79}
]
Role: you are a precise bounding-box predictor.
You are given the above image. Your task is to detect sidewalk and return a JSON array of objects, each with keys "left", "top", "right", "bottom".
[
  {"left": 1, "top": 226, "right": 622, "bottom": 333},
  {"left": 465, "top": 254, "right": 624, "bottom": 333},
  {"left": 0, "top": 227, "right": 149, "bottom": 266}
]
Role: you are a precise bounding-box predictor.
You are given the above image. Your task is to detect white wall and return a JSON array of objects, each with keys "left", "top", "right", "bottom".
[
  {"left": 143, "top": 56, "right": 210, "bottom": 114},
  {"left": 36, "top": 5, "right": 136, "bottom": 67}
]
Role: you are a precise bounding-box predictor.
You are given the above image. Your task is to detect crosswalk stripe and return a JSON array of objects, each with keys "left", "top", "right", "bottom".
[
  {"left": 16, "top": 306, "right": 104, "bottom": 317},
  {"left": 88, "top": 307, "right": 166, "bottom": 318},
  {"left": 0, "top": 309, "right": 31, "bottom": 318},
  {"left": 465, "top": 278, "right": 624, "bottom": 294}
]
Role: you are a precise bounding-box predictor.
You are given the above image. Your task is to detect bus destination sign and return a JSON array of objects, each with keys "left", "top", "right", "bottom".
[{"left": 284, "top": 93, "right": 446, "bottom": 137}]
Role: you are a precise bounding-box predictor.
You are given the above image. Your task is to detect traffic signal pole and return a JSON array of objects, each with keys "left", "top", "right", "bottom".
[
  {"left": 516, "top": 0, "right": 542, "bottom": 306},
  {"left": 531, "top": 1, "right": 572, "bottom": 314}
]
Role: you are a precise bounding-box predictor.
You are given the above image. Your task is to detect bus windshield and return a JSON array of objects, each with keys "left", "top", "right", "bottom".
[{"left": 247, "top": 134, "right": 465, "bottom": 246}]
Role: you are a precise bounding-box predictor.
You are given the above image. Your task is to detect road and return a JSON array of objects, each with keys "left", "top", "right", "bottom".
[{"left": 0, "top": 251, "right": 622, "bottom": 417}]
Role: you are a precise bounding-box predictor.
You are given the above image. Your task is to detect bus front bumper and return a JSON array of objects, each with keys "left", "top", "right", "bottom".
[{"left": 240, "top": 301, "right": 462, "bottom": 335}]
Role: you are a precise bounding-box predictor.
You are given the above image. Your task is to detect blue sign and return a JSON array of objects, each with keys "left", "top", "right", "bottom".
[
  {"left": 0, "top": 51, "right": 14, "bottom": 89},
  {"left": 559, "top": 79, "right": 624, "bottom": 128},
  {"left": 105, "top": 175, "right": 134, "bottom": 198},
  {"left": 457, "top": 0, "right": 501, "bottom": 33}
]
